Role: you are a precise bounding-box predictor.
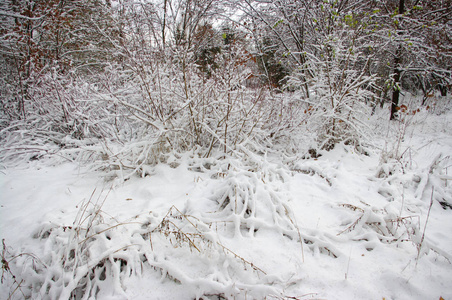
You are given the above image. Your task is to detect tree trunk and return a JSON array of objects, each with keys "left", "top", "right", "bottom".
[
  {"left": 162, "top": 0, "right": 167, "bottom": 47},
  {"left": 390, "top": 49, "right": 402, "bottom": 120},
  {"left": 390, "top": 0, "right": 405, "bottom": 120},
  {"left": 439, "top": 85, "right": 447, "bottom": 97}
]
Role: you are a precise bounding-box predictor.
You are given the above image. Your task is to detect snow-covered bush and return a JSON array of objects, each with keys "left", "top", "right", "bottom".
[
  {"left": 0, "top": 70, "right": 106, "bottom": 165},
  {"left": 286, "top": 8, "right": 377, "bottom": 152},
  {"left": 70, "top": 40, "right": 293, "bottom": 179}
]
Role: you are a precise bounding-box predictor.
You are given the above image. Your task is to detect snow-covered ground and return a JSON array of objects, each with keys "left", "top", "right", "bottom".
[{"left": 1, "top": 107, "right": 452, "bottom": 299}]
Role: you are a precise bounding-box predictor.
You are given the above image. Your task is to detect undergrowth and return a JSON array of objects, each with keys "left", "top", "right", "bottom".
[{"left": 1, "top": 156, "right": 320, "bottom": 299}]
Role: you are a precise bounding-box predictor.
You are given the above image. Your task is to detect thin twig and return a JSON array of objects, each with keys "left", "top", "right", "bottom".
[{"left": 416, "top": 187, "right": 434, "bottom": 265}]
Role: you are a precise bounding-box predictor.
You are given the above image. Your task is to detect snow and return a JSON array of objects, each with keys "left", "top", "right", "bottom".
[{"left": 1, "top": 108, "right": 452, "bottom": 299}]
